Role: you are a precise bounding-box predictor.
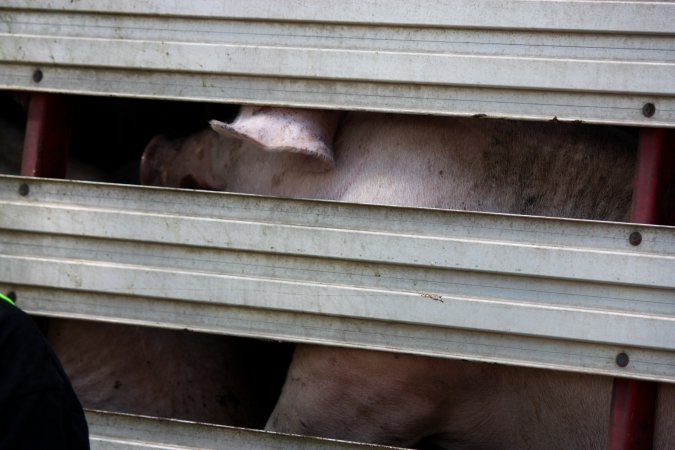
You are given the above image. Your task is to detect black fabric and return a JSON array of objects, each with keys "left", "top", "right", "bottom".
[{"left": 0, "top": 301, "right": 89, "bottom": 450}]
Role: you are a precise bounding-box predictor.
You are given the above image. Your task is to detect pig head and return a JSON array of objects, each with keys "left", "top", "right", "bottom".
[
  {"left": 140, "top": 106, "right": 343, "bottom": 190},
  {"left": 140, "top": 130, "right": 233, "bottom": 190}
]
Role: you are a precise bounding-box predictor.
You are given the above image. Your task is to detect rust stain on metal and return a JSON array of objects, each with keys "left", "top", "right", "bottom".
[{"left": 419, "top": 292, "right": 443, "bottom": 303}]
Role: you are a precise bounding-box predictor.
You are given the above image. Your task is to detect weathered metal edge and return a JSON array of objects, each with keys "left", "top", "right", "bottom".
[{"left": 87, "top": 410, "right": 403, "bottom": 449}]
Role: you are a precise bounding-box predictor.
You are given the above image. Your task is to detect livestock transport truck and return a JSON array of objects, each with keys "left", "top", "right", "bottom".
[{"left": 0, "top": 1, "right": 674, "bottom": 449}]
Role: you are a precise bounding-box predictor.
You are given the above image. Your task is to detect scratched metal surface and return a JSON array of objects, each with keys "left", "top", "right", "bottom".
[
  {"left": 0, "top": 0, "right": 673, "bottom": 126},
  {"left": 86, "top": 410, "right": 402, "bottom": 450},
  {"left": 1, "top": 176, "right": 674, "bottom": 382}
]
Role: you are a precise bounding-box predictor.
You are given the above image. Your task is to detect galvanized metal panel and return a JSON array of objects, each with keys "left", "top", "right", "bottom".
[
  {"left": 1, "top": 176, "right": 674, "bottom": 381},
  {"left": 3, "top": 34, "right": 673, "bottom": 95},
  {"left": 87, "top": 410, "right": 400, "bottom": 449},
  {"left": 0, "top": 1, "right": 673, "bottom": 126},
  {"left": 5, "top": 0, "right": 675, "bottom": 33}
]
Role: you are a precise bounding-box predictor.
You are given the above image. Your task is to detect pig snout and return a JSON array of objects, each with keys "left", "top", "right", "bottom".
[
  {"left": 140, "top": 134, "right": 179, "bottom": 187},
  {"left": 140, "top": 130, "right": 230, "bottom": 191}
]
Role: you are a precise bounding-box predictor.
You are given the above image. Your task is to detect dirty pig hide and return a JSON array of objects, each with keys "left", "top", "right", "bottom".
[{"left": 138, "top": 105, "right": 673, "bottom": 449}]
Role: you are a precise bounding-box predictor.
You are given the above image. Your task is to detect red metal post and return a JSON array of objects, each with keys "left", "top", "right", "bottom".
[
  {"left": 21, "top": 92, "right": 71, "bottom": 178},
  {"left": 19, "top": 92, "right": 72, "bottom": 334},
  {"left": 607, "top": 128, "right": 675, "bottom": 450}
]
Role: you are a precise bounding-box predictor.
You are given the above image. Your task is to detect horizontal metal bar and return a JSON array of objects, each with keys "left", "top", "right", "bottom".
[
  {"left": 2, "top": 65, "right": 671, "bottom": 128},
  {"left": 4, "top": 11, "right": 673, "bottom": 60},
  {"left": 1, "top": 179, "right": 673, "bottom": 287},
  {"left": 87, "top": 410, "right": 400, "bottom": 449},
  {"left": 2, "top": 35, "right": 672, "bottom": 96},
  {"left": 1, "top": 176, "right": 674, "bottom": 381},
  {"left": 17, "top": 285, "right": 675, "bottom": 382},
  {"left": 2, "top": 199, "right": 675, "bottom": 287},
  {"left": 0, "top": 2, "right": 673, "bottom": 126},
  {"left": 6, "top": 0, "right": 674, "bottom": 33},
  {"left": 5, "top": 255, "right": 675, "bottom": 350}
]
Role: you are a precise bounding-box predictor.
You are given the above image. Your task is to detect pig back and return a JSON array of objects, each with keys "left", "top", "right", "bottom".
[{"left": 330, "top": 113, "right": 636, "bottom": 221}]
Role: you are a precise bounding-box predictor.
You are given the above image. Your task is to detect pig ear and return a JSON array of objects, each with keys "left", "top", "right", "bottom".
[{"left": 209, "top": 106, "right": 342, "bottom": 169}]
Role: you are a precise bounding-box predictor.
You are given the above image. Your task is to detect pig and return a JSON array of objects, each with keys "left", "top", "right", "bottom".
[
  {"left": 145, "top": 108, "right": 633, "bottom": 221},
  {"left": 1, "top": 108, "right": 280, "bottom": 428},
  {"left": 141, "top": 105, "right": 674, "bottom": 449},
  {"left": 47, "top": 320, "right": 279, "bottom": 427}
]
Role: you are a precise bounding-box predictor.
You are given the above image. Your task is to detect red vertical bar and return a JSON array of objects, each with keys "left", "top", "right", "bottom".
[
  {"left": 21, "top": 92, "right": 71, "bottom": 178},
  {"left": 19, "top": 92, "right": 72, "bottom": 335},
  {"left": 609, "top": 380, "right": 658, "bottom": 450},
  {"left": 607, "top": 128, "right": 674, "bottom": 450},
  {"left": 629, "top": 129, "right": 664, "bottom": 224}
]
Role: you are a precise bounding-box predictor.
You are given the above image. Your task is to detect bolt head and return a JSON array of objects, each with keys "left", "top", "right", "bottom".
[
  {"left": 642, "top": 103, "right": 656, "bottom": 118},
  {"left": 616, "top": 352, "right": 630, "bottom": 368},
  {"left": 629, "top": 231, "right": 642, "bottom": 246},
  {"left": 18, "top": 183, "right": 29, "bottom": 196},
  {"left": 32, "top": 69, "right": 43, "bottom": 83}
]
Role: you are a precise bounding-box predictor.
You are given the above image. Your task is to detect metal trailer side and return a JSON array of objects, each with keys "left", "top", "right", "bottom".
[{"left": 1, "top": 1, "right": 674, "bottom": 449}]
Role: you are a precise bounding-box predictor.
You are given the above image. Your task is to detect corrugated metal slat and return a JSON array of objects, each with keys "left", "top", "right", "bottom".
[
  {"left": 0, "top": 1, "right": 673, "bottom": 126},
  {"left": 1, "top": 176, "right": 674, "bottom": 382},
  {"left": 87, "top": 410, "right": 400, "bottom": 449}
]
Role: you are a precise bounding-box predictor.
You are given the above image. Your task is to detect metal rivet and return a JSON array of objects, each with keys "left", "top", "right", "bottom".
[
  {"left": 642, "top": 103, "right": 656, "bottom": 118},
  {"left": 7, "top": 292, "right": 17, "bottom": 303},
  {"left": 32, "top": 69, "right": 43, "bottom": 83},
  {"left": 616, "top": 352, "right": 630, "bottom": 368},
  {"left": 18, "top": 183, "right": 29, "bottom": 196},
  {"left": 629, "top": 231, "right": 642, "bottom": 246}
]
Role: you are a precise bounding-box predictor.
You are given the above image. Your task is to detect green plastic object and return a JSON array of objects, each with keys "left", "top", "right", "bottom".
[{"left": 0, "top": 292, "right": 15, "bottom": 306}]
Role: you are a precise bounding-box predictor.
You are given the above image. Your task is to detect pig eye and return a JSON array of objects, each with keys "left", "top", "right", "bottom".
[{"left": 179, "top": 174, "right": 200, "bottom": 189}]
